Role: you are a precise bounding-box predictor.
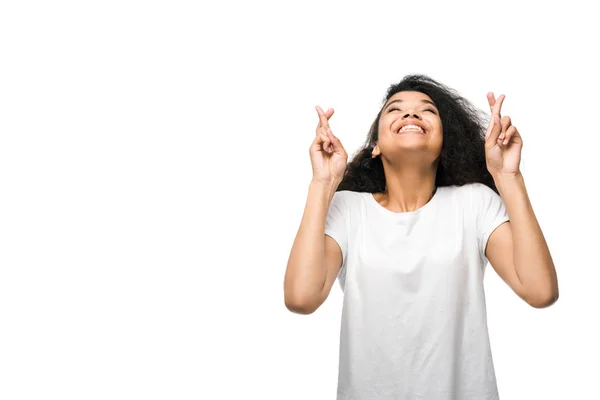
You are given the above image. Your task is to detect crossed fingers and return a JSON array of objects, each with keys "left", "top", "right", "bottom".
[
  {"left": 315, "top": 106, "right": 335, "bottom": 153},
  {"left": 485, "top": 92, "right": 521, "bottom": 147}
]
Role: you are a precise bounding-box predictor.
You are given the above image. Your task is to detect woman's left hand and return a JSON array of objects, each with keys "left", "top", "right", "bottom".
[{"left": 484, "top": 92, "right": 523, "bottom": 177}]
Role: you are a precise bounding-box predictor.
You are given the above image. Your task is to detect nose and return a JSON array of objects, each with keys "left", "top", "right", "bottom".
[{"left": 402, "top": 111, "right": 421, "bottom": 120}]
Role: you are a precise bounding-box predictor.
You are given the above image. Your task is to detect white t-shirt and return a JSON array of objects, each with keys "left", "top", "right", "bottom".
[{"left": 324, "top": 182, "right": 509, "bottom": 400}]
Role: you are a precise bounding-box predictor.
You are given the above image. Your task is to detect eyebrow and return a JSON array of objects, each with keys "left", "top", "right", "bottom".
[{"left": 384, "top": 99, "right": 437, "bottom": 110}]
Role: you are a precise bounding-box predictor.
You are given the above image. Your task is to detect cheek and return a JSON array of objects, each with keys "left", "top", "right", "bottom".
[
  {"left": 430, "top": 116, "right": 443, "bottom": 129},
  {"left": 379, "top": 114, "right": 393, "bottom": 127},
  {"left": 430, "top": 119, "right": 444, "bottom": 136},
  {"left": 377, "top": 116, "right": 394, "bottom": 136}
]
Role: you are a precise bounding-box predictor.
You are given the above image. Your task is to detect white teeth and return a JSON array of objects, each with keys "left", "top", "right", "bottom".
[{"left": 398, "top": 124, "right": 424, "bottom": 133}]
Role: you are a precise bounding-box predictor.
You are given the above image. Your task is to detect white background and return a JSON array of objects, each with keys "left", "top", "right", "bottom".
[{"left": 1, "top": 1, "right": 598, "bottom": 399}]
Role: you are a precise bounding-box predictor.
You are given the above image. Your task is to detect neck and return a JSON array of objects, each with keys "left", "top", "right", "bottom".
[{"left": 377, "top": 163, "right": 438, "bottom": 213}]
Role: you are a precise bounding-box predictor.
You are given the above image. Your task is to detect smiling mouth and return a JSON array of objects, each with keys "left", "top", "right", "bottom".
[{"left": 396, "top": 124, "right": 425, "bottom": 134}]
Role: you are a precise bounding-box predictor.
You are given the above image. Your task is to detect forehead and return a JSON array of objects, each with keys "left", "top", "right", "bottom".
[{"left": 385, "top": 91, "right": 433, "bottom": 104}]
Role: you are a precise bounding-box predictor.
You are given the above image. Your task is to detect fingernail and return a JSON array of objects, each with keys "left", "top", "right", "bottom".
[{"left": 503, "top": 139, "right": 508, "bottom": 145}]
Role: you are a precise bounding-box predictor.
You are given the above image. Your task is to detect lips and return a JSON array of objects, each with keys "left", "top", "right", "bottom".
[{"left": 395, "top": 120, "right": 427, "bottom": 134}]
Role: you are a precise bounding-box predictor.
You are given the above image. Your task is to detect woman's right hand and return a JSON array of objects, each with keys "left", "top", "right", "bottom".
[{"left": 309, "top": 106, "right": 348, "bottom": 184}]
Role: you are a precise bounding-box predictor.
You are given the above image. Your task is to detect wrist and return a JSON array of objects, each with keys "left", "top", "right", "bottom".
[
  {"left": 311, "top": 177, "right": 341, "bottom": 187},
  {"left": 492, "top": 171, "right": 524, "bottom": 193},
  {"left": 310, "top": 178, "right": 340, "bottom": 197}
]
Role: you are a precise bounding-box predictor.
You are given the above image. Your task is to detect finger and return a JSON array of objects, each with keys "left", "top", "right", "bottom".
[
  {"left": 324, "top": 109, "right": 335, "bottom": 149},
  {"left": 310, "top": 132, "right": 322, "bottom": 151},
  {"left": 325, "top": 108, "right": 335, "bottom": 119},
  {"left": 311, "top": 134, "right": 330, "bottom": 154},
  {"left": 321, "top": 133, "right": 331, "bottom": 152},
  {"left": 502, "top": 126, "right": 518, "bottom": 146},
  {"left": 487, "top": 92, "right": 496, "bottom": 110},
  {"left": 493, "top": 94, "right": 505, "bottom": 118},
  {"left": 315, "top": 106, "right": 330, "bottom": 129},
  {"left": 502, "top": 126, "right": 516, "bottom": 145},
  {"left": 486, "top": 115, "right": 502, "bottom": 145},
  {"left": 328, "top": 128, "right": 346, "bottom": 156},
  {"left": 485, "top": 92, "right": 497, "bottom": 140},
  {"left": 322, "top": 122, "right": 333, "bottom": 151},
  {"left": 499, "top": 115, "right": 511, "bottom": 141},
  {"left": 313, "top": 130, "right": 332, "bottom": 153},
  {"left": 485, "top": 112, "right": 495, "bottom": 140}
]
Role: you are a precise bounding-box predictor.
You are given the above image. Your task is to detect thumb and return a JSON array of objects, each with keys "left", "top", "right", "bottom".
[{"left": 327, "top": 129, "right": 345, "bottom": 154}]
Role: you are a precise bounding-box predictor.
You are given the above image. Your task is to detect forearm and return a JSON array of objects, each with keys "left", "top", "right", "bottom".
[
  {"left": 284, "top": 179, "right": 340, "bottom": 311},
  {"left": 493, "top": 173, "right": 559, "bottom": 302}
]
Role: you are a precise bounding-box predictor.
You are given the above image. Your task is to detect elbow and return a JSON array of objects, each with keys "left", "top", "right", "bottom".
[
  {"left": 521, "top": 275, "right": 559, "bottom": 309},
  {"left": 526, "top": 289, "right": 559, "bottom": 309},
  {"left": 285, "top": 300, "right": 318, "bottom": 315},
  {"left": 283, "top": 272, "right": 325, "bottom": 315},
  {"left": 284, "top": 291, "right": 320, "bottom": 315}
]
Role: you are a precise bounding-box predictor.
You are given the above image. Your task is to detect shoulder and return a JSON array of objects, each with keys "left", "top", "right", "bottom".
[
  {"left": 450, "top": 182, "right": 494, "bottom": 194},
  {"left": 332, "top": 190, "right": 363, "bottom": 205},
  {"left": 329, "top": 190, "right": 367, "bottom": 218},
  {"left": 438, "top": 182, "right": 477, "bottom": 201},
  {"left": 468, "top": 183, "right": 505, "bottom": 210},
  {"left": 468, "top": 182, "right": 497, "bottom": 195},
  {"left": 440, "top": 183, "right": 502, "bottom": 215},
  {"left": 328, "top": 190, "right": 355, "bottom": 215},
  {"left": 451, "top": 182, "right": 499, "bottom": 202}
]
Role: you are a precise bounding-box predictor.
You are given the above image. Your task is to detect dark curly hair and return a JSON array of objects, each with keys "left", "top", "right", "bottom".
[{"left": 336, "top": 74, "right": 499, "bottom": 194}]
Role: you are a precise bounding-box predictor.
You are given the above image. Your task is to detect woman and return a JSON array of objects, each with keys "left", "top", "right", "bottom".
[{"left": 283, "top": 75, "right": 559, "bottom": 399}]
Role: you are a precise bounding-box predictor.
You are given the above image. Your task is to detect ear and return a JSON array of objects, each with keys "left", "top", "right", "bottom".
[{"left": 371, "top": 143, "right": 380, "bottom": 158}]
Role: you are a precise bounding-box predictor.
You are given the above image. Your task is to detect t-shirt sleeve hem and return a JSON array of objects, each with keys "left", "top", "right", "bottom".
[{"left": 480, "top": 215, "right": 510, "bottom": 265}]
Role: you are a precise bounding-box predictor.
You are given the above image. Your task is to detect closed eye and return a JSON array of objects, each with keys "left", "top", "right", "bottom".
[{"left": 387, "top": 106, "right": 438, "bottom": 115}]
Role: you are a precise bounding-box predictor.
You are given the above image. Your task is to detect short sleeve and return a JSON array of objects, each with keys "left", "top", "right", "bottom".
[
  {"left": 471, "top": 183, "right": 510, "bottom": 264},
  {"left": 324, "top": 191, "right": 349, "bottom": 272}
]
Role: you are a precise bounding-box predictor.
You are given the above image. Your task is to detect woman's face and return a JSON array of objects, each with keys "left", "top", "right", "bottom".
[{"left": 374, "top": 91, "right": 443, "bottom": 162}]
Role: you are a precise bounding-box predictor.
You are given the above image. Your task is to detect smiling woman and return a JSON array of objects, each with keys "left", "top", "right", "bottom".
[
  {"left": 283, "top": 74, "right": 558, "bottom": 400},
  {"left": 339, "top": 75, "right": 496, "bottom": 195}
]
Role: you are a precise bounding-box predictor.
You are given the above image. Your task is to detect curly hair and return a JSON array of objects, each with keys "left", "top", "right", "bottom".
[{"left": 336, "top": 74, "right": 499, "bottom": 194}]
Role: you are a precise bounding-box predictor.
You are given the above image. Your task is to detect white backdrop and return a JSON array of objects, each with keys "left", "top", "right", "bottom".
[{"left": 1, "top": 1, "right": 598, "bottom": 399}]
